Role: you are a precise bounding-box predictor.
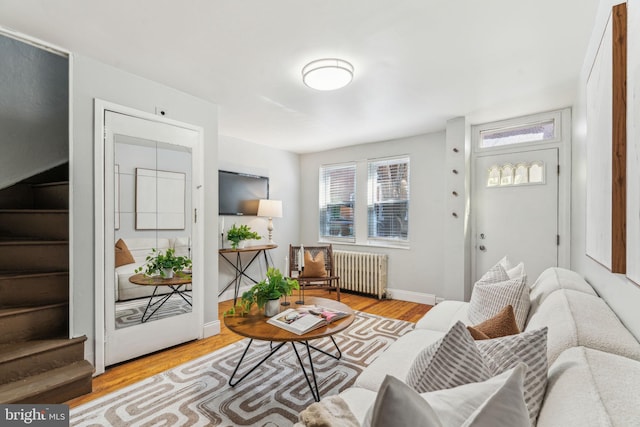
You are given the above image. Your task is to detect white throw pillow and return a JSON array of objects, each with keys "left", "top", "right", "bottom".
[
  {"left": 406, "top": 321, "right": 491, "bottom": 393},
  {"left": 469, "top": 274, "right": 530, "bottom": 330},
  {"left": 478, "top": 260, "right": 510, "bottom": 284},
  {"left": 365, "top": 365, "right": 529, "bottom": 427}
]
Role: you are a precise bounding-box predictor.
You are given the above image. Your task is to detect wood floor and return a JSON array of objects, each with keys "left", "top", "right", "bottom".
[{"left": 66, "top": 289, "right": 431, "bottom": 408}]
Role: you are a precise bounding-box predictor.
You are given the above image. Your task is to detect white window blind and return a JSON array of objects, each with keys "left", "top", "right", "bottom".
[
  {"left": 368, "top": 156, "right": 409, "bottom": 241},
  {"left": 319, "top": 163, "right": 356, "bottom": 240}
]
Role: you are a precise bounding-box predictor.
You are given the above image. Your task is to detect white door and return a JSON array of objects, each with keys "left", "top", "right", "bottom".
[
  {"left": 103, "top": 110, "right": 203, "bottom": 366},
  {"left": 473, "top": 148, "right": 558, "bottom": 282}
]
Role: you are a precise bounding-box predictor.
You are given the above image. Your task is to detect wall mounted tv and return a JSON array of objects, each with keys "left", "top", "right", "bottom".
[{"left": 218, "top": 170, "right": 269, "bottom": 215}]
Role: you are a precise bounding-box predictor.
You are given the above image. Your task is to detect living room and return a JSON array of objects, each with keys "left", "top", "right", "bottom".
[{"left": 2, "top": 0, "right": 640, "bottom": 425}]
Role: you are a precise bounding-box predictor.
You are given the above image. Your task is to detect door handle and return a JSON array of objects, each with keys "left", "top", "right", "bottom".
[{"left": 479, "top": 245, "right": 486, "bottom": 251}]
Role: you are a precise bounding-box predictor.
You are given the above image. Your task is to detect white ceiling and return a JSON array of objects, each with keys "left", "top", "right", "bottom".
[{"left": 0, "top": 0, "right": 600, "bottom": 153}]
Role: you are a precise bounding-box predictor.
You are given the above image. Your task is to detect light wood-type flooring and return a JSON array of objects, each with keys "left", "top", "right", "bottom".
[{"left": 67, "top": 289, "right": 432, "bottom": 408}]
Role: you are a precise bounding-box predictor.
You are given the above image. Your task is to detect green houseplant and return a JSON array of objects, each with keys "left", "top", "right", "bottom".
[
  {"left": 227, "top": 267, "right": 299, "bottom": 317},
  {"left": 135, "top": 248, "right": 192, "bottom": 278},
  {"left": 227, "top": 224, "right": 261, "bottom": 249}
]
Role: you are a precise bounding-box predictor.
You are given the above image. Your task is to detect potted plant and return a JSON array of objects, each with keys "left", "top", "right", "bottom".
[
  {"left": 227, "top": 224, "right": 261, "bottom": 249},
  {"left": 135, "top": 248, "right": 192, "bottom": 279},
  {"left": 229, "top": 267, "right": 299, "bottom": 317}
]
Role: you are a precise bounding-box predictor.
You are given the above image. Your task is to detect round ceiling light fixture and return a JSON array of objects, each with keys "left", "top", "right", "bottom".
[{"left": 302, "top": 58, "right": 354, "bottom": 91}]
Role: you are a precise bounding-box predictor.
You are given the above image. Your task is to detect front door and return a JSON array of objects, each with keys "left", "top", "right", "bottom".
[{"left": 473, "top": 148, "right": 559, "bottom": 282}]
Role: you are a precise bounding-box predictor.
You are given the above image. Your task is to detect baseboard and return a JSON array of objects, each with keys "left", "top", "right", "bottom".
[
  {"left": 203, "top": 320, "right": 220, "bottom": 338},
  {"left": 387, "top": 288, "right": 437, "bottom": 306}
]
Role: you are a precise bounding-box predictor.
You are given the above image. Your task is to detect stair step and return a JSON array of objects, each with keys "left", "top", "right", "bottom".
[
  {"left": 0, "top": 336, "right": 87, "bottom": 385},
  {"left": 0, "top": 304, "right": 68, "bottom": 344},
  {"left": 32, "top": 182, "right": 68, "bottom": 209},
  {"left": 0, "top": 241, "right": 68, "bottom": 271},
  {"left": 0, "top": 360, "right": 93, "bottom": 404},
  {"left": 0, "top": 183, "right": 34, "bottom": 209},
  {"left": 0, "top": 210, "right": 68, "bottom": 240},
  {"left": 0, "top": 271, "right": 69, "bottom": 308}
]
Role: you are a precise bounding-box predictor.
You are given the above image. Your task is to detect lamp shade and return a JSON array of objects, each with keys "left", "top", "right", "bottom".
[
  {"left": 302, "top": 58, "right": 354, "bottom": 91},
  {"left": 257, "top": 199, "right": 282, "bottom": 218}
]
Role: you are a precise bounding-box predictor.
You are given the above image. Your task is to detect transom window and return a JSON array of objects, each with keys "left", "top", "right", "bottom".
[{"left": 479, "top": 119, "right": 556, "bottom": 149}]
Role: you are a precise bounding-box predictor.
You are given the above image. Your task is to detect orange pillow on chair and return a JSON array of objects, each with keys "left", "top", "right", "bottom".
[{"left": 300, "top": 250, "right": 328, "bottom": 278}]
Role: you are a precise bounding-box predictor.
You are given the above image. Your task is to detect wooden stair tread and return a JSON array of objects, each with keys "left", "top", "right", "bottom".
[
  {"left": 0, "top": 271, "right": 68, "bottom": 280},
  {"left": 0, "top": 337, "right": 86, "bottom": 364},
  {"left": 0, "top": 209, "right": 68, "bottom": 213},
  {"left": 0, "top": 239, "right": 68, "bottom": 244},
  {"left": 0, "top": 303, "right": 68, "bottom": 318},
  {"left": 0, "top": 360, "right": 93, "bottom": 403},
  {"left": 30, "top": 181, "right": 69, "bottom": 188}
]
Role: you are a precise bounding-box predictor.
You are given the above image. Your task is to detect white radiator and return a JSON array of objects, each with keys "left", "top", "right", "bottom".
[{"left": 334, "top": 250, "right": 388, "bottom": 299}]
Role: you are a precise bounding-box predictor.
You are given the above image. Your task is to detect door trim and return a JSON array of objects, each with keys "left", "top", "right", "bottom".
[
  {"left": 470, "top": 108, "right": 571, "bottom": 283},
  {"left": 93, "top": 99, "right": 204, "bottom": 374}
]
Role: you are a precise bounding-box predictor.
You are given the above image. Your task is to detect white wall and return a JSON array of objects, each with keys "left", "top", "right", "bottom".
[
  {"left": 299, "top": 132, "right": 447, "bottom": 304},
  {"left": 571, "top": 0, "right": 640, "bottom": 341},
  {"left": 0, "top": 34, "right": 68, "bottom": 189},
  {"left": 71, "top": 54, "right": 219, "bottom": 364},
  {"left": 218, "top": 135, "right": 300, "bottom": 300}
]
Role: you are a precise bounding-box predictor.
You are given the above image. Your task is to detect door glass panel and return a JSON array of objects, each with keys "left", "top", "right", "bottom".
[{"left": 113, "top": 135, "right": 192, "bottom": 329}]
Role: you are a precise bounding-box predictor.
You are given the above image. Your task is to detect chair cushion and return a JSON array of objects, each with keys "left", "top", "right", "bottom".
[
  {"left": 300, "top": 250, "right": 328, "bottom": 278},
  {"left": 115, "top": 238, "right": 135, "bottom": 267}
]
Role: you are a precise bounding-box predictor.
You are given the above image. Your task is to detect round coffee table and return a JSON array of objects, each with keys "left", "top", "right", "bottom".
[
  {"left": 224, "top": 296, "right": 355, "bottom": 402},
  {"left": 128, "top": 273, "right": 192, "bottom": 323}
]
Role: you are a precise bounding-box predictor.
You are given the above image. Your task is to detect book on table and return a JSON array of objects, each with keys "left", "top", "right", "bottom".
[{"left": 267, "top": 305, "right": 349, "bottom": 335}]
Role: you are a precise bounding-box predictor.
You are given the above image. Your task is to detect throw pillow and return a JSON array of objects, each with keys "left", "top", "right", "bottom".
[
  {"left": 365, "top": 366, "right": 529, "bottom": 427},
  {"left": 477, "top": 261, "right": 510, "bottom": 285},
  {"left": 467, "top": 305, "right": 520, "bottom": 340},
  {"left": 476, "top": 327, "right": 549, "bottom": 425},
  {"left": 468, "top": 275, "right": 530, "bottom": 331},
  {"left": 300, "top": 250, "right": 328, "bottom": 278},
  {"left": 115, "top": 238, "right": 135, "bottom": 267},
  {"left": 406, "top": 321, "right": 492, "bottom": 393}
]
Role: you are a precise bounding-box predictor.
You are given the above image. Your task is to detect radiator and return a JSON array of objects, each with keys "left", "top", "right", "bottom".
[{"left": 334, "top": 250, "right": 388, "bottom": 299}]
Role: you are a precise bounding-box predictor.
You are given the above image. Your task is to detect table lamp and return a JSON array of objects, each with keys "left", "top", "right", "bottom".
[{"left": 257, "top": 199, "right": 283, "bottom": 244}]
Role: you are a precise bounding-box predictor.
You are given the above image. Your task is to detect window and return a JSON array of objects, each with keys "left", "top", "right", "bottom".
[
  {"left": 479, "top": 119, "right": 556, "bottom": 149},
  {"left": 367, "top": 157, "right": 409, "bottom": 242},
  {"left": 319, "top": 163, "right": 356, "bottom": 241}
]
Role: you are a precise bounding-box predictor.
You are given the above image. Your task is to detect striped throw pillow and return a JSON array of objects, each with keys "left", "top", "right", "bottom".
[
  {"left": 468, "top": 274, "right": 531, "bottom": 330},
  {"left": 476, "top": 327, "right": 549, "bottom": 426},
  {"left": 406, "top": 322, "right": 492, "bottom": 393}
]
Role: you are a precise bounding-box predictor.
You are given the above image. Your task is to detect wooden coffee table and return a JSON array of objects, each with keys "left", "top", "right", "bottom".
[
  {"left": 224, "top": 296, "right": 355, "bottom": 402},
  {"left": 128, "top": 273, "right": 192, "bottom": 323}
]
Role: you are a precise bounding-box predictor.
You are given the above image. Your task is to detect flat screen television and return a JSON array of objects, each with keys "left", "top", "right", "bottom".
[{"left": 219, "top": 170, "right": 269, "bottom": 215}]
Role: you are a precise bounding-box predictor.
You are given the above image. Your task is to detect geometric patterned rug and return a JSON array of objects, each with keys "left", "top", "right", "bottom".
[
  {"left": 70, "top": 312, "right": 414, "bottom": 426},
  {"left": 115, "top": 293, "right": 192, "bottom": 329}
]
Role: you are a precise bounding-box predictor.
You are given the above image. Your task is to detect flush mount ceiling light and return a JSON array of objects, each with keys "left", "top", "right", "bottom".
[{"left": 302, "top": 58, "right": 354, "bottom": 91}]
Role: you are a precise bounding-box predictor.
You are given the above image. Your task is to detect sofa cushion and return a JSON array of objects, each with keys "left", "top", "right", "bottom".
[
  {"left": 406, "top": 322, "right": 491, "bottom": 393},
  {"left": 467, "top": 305, "right": 519, "bottom": 340},
  {"left": 528, "top": 267, "right": 596, "bottom": 321},
  {"left": 468, "top": 274, "right": 530, "bottom": 331},
  {"left": 537, "top": 346, "right": 640, "bottom": 427},
  {"left": 414, "top": 300, "right": 470, "bottom": 332},
  {"left": 362, "top": 366, "right": 529, "bottom": 427},
  {"left": 354, "top": 328, "right": 445, "bottom": 391},
  {"left": 525, "top": 289, "right": 640, "bottom": 364}
]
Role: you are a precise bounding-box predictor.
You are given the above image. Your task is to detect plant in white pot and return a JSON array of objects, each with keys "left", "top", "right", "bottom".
[
  {"left": 227, "top": 224, "right": 261, "bottom": 249},
  {"left": 135, "top": 248, "right": 192, "bottom": 279},
  {"left": 229, "top": 267, "right": 299, "bottom": 317}
]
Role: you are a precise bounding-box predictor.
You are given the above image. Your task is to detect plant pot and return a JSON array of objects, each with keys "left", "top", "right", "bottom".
[
  {"left": 264, "top": 298, "right": 280, "bottom": 317},
  {"left": 238, "top": 240, "right": 247, "bottom": 249},
  {"left": 162, "top": 268, "right": 174, "bottom": 279}
]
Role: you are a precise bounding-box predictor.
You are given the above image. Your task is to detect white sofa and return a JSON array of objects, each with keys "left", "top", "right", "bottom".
[
  {"left": 115, "top": 237, "right": 190, "bottom": 301},
  {"left": 337, "top": 267, "right": 640, "bottom": 426}
]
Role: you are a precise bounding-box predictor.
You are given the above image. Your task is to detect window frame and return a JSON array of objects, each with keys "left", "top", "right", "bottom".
[
  {"left": 318, "top": 162, "right": 357, "bottom": 243},
  {"left": 473, "top": 110, "right": 563, "bottom": 153}
]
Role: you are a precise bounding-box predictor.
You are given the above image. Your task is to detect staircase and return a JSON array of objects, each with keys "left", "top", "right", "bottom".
[{"left": 0, "top": 164, "right": 93, "bottom": 403}]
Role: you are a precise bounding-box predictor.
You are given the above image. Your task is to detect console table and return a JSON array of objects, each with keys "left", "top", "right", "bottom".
[{"left": 218, "top": 244, "right": 277, "bottom": 304}]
